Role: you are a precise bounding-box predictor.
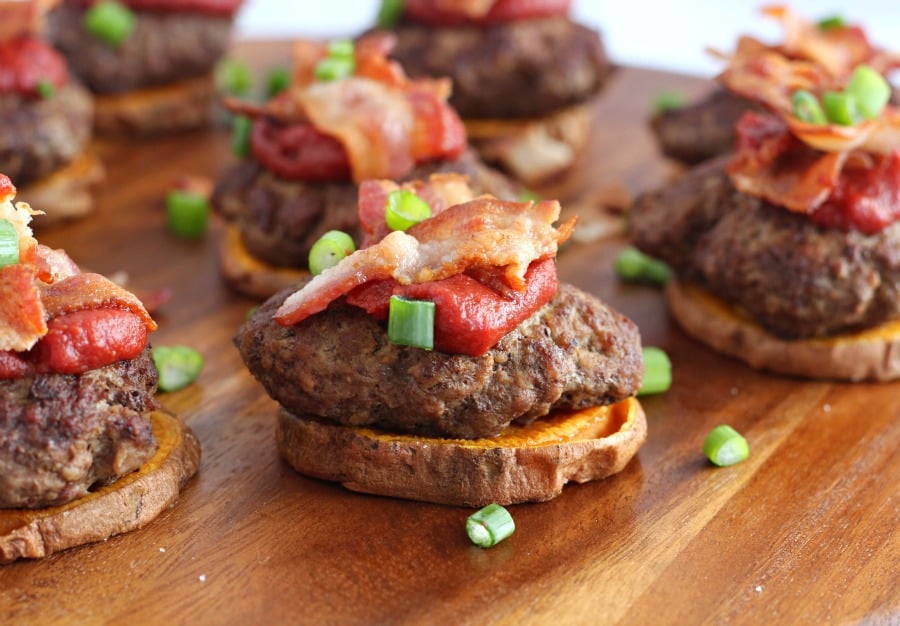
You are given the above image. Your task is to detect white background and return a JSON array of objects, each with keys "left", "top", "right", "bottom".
[{"left": 232, "top": 1, "right": 900, "bottom": 77}]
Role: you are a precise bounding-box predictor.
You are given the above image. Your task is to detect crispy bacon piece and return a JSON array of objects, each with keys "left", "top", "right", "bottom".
[
  {"left": 357, "top": 173, "right": 476, "bottom": 247},
  {"left": 274, "top": 196, "right": 575, "bottom": 326},
  {"left": 0, "top": 264, "right": 46, "bottom": 352},
  {"left": 39, "top": 273, "right": 158, "bottom": 332}
]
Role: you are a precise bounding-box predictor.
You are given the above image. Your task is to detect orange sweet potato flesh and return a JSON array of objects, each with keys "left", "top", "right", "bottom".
[{"left": 277, "top": 397, "right": 647, "bottom": 507}]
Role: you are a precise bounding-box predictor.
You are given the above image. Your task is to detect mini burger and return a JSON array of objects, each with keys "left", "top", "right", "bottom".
[
  {"left": 631, "top": 52, "right": 900, "bottom": 381},
  {"left": 0, "top": 174, "right": 199, "bottom": 563},
  {"left": 234, "top": 174, "right": 646, "bottom": 506},
  {"left": 0, "top": 0, "right": 103, "bottom": 224},
  {"left": 212, "top": 32, "right": 520, "bottom": 299},
  {"left": 376, "top": 0, "right": 613, "bottom": 189},
  {"left": 45, "top": 0, "right": 244, "bottom": 134},
  {"left": 651, "top": 5, "right": 900, "bottom": 165}
]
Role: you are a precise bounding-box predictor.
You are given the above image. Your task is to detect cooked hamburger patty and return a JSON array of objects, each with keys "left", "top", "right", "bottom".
[
  {"left": 235, "top": 282, "right": 643, "bottom": 439},
  {"left": 0, "top": 347, "right": 160, "bottom": 509},
  {"left": 213, "top": 149, "right": 521, "bottom": 268},
  {"left": 0, "top": 82, "right": 92, "bottom": 185},
  {"left": 650, "top": 89, "right": 767, "bottom": 165},
  {"left": 46, "top": 5, "right": 232, "bottom": 93},
  {"left": 387, "top": 16, "right": 611, "bottom": 119},
  {"left": 630, "top": 156, "right": 900, "bottom": 339}
]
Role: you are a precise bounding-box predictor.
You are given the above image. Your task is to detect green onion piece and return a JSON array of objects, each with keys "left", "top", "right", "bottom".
[
  {"left": 638, "top": 346, "right": 672, "bottom": 396},
  {"left": 231, "top": 115, "right": 252, "bottom": 157},
  {"left": 0, "top": 219, "right": 19, "bottom": 268},
  {"left": 466, "top": 503, "right": 515, "bottom": 548},
  {"left": 387, "top": 296, "right": 434, "bottom": 350},
  {"left": 517, "top": 189, "right": 541, "bottom": 202},
  {"left": 315, "top": 56, "right": 355, "bottom": 82},
  {"left": 614, "top": 246, "right": 671, "bottom": 286},
  {"left": 652, "top": 90, "right": 687, "bottom": 114},
  {"left": 308, "top": 230, "right": 356, "bottom": 275},
  {"left": 817, "top": 15, "right": 846, "bottom": 30},
  {"left": 165, "top": 190, "right": 209, "bottom": 238},
  {"left": 215, "top": 58, "right": 253, "bottom": 97},
  {"left": 265, "top": 66, "right": 291, "bottom": 98},
  {"left": 36, "top": 80, "right": 55, "bottom": 100},
  {"left": 327, "top": 39, "right": 355, "bottom": 59},
  {"left": 83, "top": 0, "right": 136, "bottom": 47},
  {"left": 385, "top": 189, "right": 431, "bottom": 231},
  {"left": 152, "top": 345, "right": 204, "bottom": 392},
  {"left": 377, "top": 0, "right": 404, "bottom": 28},
  {"left": 846, "top": 64, "right": 891, "bottom": 120},
  {"left": 791, "top": 89, "right": 827, "bottom": 124},
  {"left": 822, "top": 90, "right": 860, "bottom": 126},
  {"left": 245, "top": 305, "right": 258, "bottom": 320},
  {"left": 703, "top": 425, "right": 750, "bottom": 467}
]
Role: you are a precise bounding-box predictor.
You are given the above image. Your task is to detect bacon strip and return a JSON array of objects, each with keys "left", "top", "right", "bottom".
[
  {"left": 274, "top": 197, "right": 575, "bottom": 326},
  {"left": 0, "top": 264, "right": 46, "bottom": 352}
]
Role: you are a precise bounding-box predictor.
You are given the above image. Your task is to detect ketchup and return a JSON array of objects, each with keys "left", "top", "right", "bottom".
[
  {"left": 0, "top": 36, "right": 67, "bottom": 98},
  {"left": 404, "top": 0, "right": 571, "bottom": 26},
  {"left": 250, "top": 117, "right": 352, "bottom": 182},
  {"left": 65, "top": 0, "right": 242, "bottom": 16}
]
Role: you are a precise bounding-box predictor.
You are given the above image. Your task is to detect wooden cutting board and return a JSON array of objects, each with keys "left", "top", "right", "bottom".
[{"left": 1, "top": 42, "right": 897, "bottom": 625}]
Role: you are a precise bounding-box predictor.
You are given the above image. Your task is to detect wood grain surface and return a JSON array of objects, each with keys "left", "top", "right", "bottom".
[{"left": 1, "top": 41, "right": 898, "bottom": 625}]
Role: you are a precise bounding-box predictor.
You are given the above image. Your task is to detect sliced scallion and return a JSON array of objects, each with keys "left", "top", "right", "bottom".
[
  {"left": 152, "top": 345, "right": 204, "bottom": 392},
  {"left": 166, "top": 190, "right": 209, "bottom": 238},
  {"left": 265, "top": 66, "right": 291, "bottom": 97},
  {"left": 817, "top": 15, "right": 846, "bottom": 31},
  {"left": 822, "top": 90, "right": 860, "bottom": 126},
  {"left": 791, "top": 90, "right": 827, "bottom": 124},
  {"left": 614, "top": 246, "right": 671, "bottom": 286},
  {"left": 466, "top": 503, "right": 515, "bottom": 548},
  {"left": 638, "top": 346, "right": 672, "bottom": 396},
  {"left": 315, "top": 57, "right": 355, "bottom": 82},
  {"left": 652, "top": 90, "right": 687, "bottom": 114},
  {"left": 231, "top": 115, "right": 252, "bottom": 157},
  {"left": 388, "top": 296, "right": 434, "bottom": 350},
  {"left": 216, "top": 58, "right": 253, "bottom": 97},
  {"left": 846, "top": 64, "right": 891, "bottom": 120},
  {"left": 327, "top": 39, "right": 355, "bottom": 60},
  {"left": 36, "top": 80, "right": 55, "bottom": 100},
  {"left": 0, "top": 219, "right": 19, "bottom": 267},
  {"left": 309, "top": 230, "right": 355, "bottom": 275},
  {"left": 377, "top": 0, "right": 404, "bottom": 28},
  {"left": 83, "top": 0, "right": 136, "bottom": 47},
  {"left": 385, "top": 189, "right": 431, "bottom": 231},
  {"left": 703, "top": 425, "right": 750, "bottom": 467}
]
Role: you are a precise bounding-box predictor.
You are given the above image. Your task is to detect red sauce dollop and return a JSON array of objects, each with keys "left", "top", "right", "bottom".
[
  {"left": 0, "top": 309, "right": 148, "bottom": 378},
  {"left": 404, "top": 0, "right": 571, "bottom": 25},
  {"left": 250, "top": 117, "right": 352, "bottom": 182},
  {"left": 346, "top": 258, "right": 558, "bottom": 356},
  {"left": 0, "top": 36, "right": 67, "bottom": 98}
]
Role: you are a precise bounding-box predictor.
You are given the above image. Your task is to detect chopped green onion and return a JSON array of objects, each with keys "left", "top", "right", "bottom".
[
  {"left": 791, "top": 89, "right": 827, "bottom": 124},
  {"left": 614, "top": 246, "right": 670, "bottom": 286},
  {"left": 245, "top": 305, "right": 258, "bottom": 320},
  {"left": 638, "top": 346, "right": 672, "bottom": 396},
  {"left": 817, "top": 15, "right": 846, "bottom": 31},
  {"left": 846, "top": 64, "right": 891, "bottom": 120},
  {"left": 385, "top": 189, "right": 431, "bottom": 231},
  {"left": 652, "top": 90, "right": 687, "bottom": 114},
  {"left": 0, "top": 219, "right": 19, "bottom": 268},
  {"left": 152, "top": 345, "right": 204, "bottom": 392},
  {"left": 315, "top": 57, "right": 355, "bottom": 82},
  {"left": 822, "top": 90, "right": 860, "bottom": 126},
  {"left": 377, "top": 0, "right": 404, "bottom": 28},
  {"left": 308, "top": 230, "right": 355, "bottom": 275},
  {"left": 265, "top": 66, "right": 291, "bottom": 98},
  {"left": 703, "top": 425, "right": 750, "bottom": 467},
  {"left": 517, "top": 189, "right": 541, "bottom": 202},
  {"left": 36, "top": 80, "right": 55, "bottom": 100},
  {"left": 165, "top": 190, "right": 209, "bottom": 238},
  {"left": 466, "top": 503, "right": 515, "bottom": 548},
  {"left": 388, "top": 296, "right": 434, "bottom": 350},
  {"left": 231, "top": 115, "right": 252, "bottom": 157},
  {"left": 83, "top": 0, "right": 136, "bottom": 47},
  {"left": 216, "top": 58, "right": 254, "bottom": 97},
  {"left": 327, "top": 39, "right": 355, "bottom": 59}
]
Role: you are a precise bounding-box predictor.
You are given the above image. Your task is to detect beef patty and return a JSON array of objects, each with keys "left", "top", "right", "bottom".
[
  {"left": 0, "top": 82, "right": 92, "bottom": 185},
  {"left": 235, "top": 282, "right": 643, "bottom": 439},
  {"left": 46, "top": 4, "right": 232, "bottom": 93},
  {"left": 212, "top": 148, "right": 521, "bottom": 268},
  {"left": 387, "top": 16, "right": 611, "bottom": 119},
  {"left": 0, "top": 347, "right": 160, "bottom": 509},
  {"left": 630, "top": 156, "right": 900, "bottom": 339}
]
